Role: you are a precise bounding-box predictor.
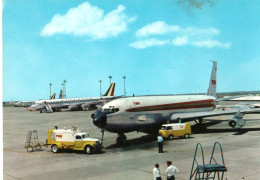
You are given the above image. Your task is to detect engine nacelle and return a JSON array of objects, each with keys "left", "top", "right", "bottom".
[{"left": 228, "top": 111, "right": 245, "bottom": 129}]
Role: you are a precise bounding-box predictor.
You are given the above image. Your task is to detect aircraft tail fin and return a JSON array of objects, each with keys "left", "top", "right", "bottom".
[
  {"left": 59, "top": 89, "right": 63, "bottom": 99},
  {"left": 50, "top": 93, "right": 56, "bottom": 100},
  {"left": 103, "top": 83, "right": 115, "bottom": 96},
  {"left": 207, "top": 61, "right": 217, "bottom": 97}
]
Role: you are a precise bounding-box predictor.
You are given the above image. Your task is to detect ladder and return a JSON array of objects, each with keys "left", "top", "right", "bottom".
[
  {"left": 189, "top": 142, "right": 227, "bottom": 180},
  {"left": 25, "top": 130, "right": 42, "bottom": 152},
  {"left": 45, "top": 104, "right": 53, "bottom": 113}
]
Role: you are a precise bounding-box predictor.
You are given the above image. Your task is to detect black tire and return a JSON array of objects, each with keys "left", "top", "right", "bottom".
[
  {"left": 168, "top": 134, "right": 174, "bottom": 140},
  {"left": 51, "top": 144, "right": 59, "bottom": 153},
  {"left": 184, "top": 133, "right": 190, "bottom": 139},
  {"left": 85, "top": 145, "right": 93, "bottom": 154}
]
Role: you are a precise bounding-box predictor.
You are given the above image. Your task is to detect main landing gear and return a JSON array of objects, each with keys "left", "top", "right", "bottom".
[
  {"left": 116, "top": 133, "right": 127, "bottom": 146},
  {"left": 194, "top": 118, "right": 203, "bottom": 125}
]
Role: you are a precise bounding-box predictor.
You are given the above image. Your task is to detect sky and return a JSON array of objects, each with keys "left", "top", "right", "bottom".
[{"left": 3, "top": 0, "right": 260, "bottom": 101}]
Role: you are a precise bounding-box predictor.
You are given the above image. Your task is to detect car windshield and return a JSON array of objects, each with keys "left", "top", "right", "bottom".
[{"left": 82, "top": 134, "right": 89, "bottom": 138}]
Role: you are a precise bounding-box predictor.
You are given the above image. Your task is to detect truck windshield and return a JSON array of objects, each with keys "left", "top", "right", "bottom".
[
  {"left": 161, "top": 126, "right": 167, "bottom": 130},
  {"left": 82, "top": 134, "right": 89, "bottom": 138}
]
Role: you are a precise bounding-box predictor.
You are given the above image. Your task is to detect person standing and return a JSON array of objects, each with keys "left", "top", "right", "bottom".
[
  {"left": 157, "top": 134, "right": 163, "bottom": 153},
  {"left": 153, "top": 163, "right": 162, "bottom": 180},
  {"left": 166, "top": 161, "right": 179, "bottom": 180}
]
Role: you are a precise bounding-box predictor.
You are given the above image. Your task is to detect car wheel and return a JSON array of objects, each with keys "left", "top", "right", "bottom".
[
  {"left": 51, "top": 144, "right": 59, "bottom": 153},
  {"left": 184, "top": 134, "right": 189, "bottom": 138},
  {"left": 85, "top": 145, "right": 93, "bottom": 154},
  {"left": 168, "top": 135, "right": 173, "bottom": 140}
]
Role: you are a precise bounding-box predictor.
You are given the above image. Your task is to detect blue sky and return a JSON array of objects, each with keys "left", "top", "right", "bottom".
[{"left": 3, "top": 0, "right": 260, "bottom": 101}]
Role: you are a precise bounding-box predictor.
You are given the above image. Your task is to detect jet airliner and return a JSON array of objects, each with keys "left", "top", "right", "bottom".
[
  {"left": 31, "top": 83, "right": 117, "bottom": 112},
  {"left": 91, "top": 61, "right": 260, "bottom": 145}
]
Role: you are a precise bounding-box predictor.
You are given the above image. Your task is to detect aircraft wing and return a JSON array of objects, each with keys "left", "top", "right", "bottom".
[
  {"left": 171, "top": 108, "right": 260, "bottom": 121},
  {"left": 171, "top": 107, "right": 260, "bottom": 129}
]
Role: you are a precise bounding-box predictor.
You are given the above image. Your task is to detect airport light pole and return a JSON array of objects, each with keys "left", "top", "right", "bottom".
[
  {"left": 49, "top": 83, "right": 52, "bottom": 99},
  {"left": 63, "top": 80, "right": 67, "bottom": 98},
  {"left": 99, "top": 80, "right": 102, "bottom": 96},
  {"left": 108, "top": 75, "right": 112, "bottom": 85},
  {"left": 122, "top": 76, "right": 126, "bottom": 96}
]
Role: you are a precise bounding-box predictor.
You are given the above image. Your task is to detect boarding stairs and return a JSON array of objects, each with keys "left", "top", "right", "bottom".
[
  {"left": 25, "top": 130, "right": 42, "bottom": 152},
  {"left": 189, "top": 142, "right": 227, "bottom": 180},
  {"left": 45, "top": 104, "right": 53, "bottom": 113}
]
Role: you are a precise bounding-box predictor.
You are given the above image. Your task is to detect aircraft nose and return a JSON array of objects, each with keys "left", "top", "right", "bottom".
[{"left": 92, "top": 111, "right": 107, "bottom": 128}]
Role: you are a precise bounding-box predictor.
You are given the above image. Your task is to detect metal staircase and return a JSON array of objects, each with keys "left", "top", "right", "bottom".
[
  {"left": 190, "top": 142, "right": 227, "bottom": 180},
  {"left": 25, "top": 130, "right": 42, "bottom": 152}
]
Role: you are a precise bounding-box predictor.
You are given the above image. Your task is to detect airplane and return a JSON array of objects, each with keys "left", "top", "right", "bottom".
[
  {"left": 225, "top": 95, "right": 260, "bottom": 108},
  {"left": 15, "top": 93, "right": 56, "bottom": 107},
  {"left": 31, "top": 83, "right": 117, "bottom": 112},
  {"left": 91, "top": 61, "right": 260, "bottom": 145}
]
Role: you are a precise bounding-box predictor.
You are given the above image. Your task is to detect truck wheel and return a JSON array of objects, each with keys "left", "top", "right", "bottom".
[
  {"left": 184, "top": 134, "right": 189, "bottom": 138},
  {"left": 51, "top": 144, "right": 59, "bottom": 153},
  {"left": 168, "top": 135, "right": 174, "bottom": 140},
  {"left": 85, "top": 145, "right": 93, "bottom": 154}
]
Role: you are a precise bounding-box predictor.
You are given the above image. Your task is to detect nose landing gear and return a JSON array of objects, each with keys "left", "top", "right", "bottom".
[{"left": 116, "top": 133, "right": 127, "bottom": 146}]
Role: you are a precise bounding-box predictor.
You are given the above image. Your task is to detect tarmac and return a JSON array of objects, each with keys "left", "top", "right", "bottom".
[{"left": 3, "top": 106, "right": 260, "bottom": 180}]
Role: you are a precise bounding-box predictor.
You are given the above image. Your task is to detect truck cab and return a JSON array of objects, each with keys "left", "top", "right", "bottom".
[{"left": 47, "top": 127, "right": 102, "bottom": 154}]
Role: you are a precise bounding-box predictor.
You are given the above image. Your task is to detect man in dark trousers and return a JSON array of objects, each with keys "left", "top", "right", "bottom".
[
  {"left": 166, "top": 161, "right": 179, "bottom": 180},
  {"left": 157, "top": 134, "right": 163, "bottom": 153}
]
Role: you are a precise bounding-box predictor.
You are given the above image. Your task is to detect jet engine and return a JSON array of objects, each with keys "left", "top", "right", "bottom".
[{"left": 228, "top": 111, "right": 245, "bottom": 129}]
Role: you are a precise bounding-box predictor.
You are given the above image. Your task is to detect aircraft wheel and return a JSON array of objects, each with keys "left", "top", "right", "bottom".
[
  {"left": 168, "top": 135, "right": 174, "bottom": 140},
  {"left": 51, "top": 144, "right": 59, "bottom": 153},
  {"left": 116, "top": 134, "right": 127, "bottom": 146},
  {"left": 85, "top": 145, "right": 93, "bottom": 154},
  {"left": 184, "top": 134, "right": 189, "bottom": 139}
]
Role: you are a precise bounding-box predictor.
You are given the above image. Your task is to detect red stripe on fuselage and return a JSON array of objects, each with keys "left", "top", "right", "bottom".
[{"left": 125, "top": 99, "right": 215, "bottom": 112}]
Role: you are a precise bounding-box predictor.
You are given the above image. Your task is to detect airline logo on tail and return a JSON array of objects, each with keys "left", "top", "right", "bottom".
[
  {"left": 50, "top": 93, "right": 56, "bottom": 100},
  {"left": 59, "top": 89, "right": 63, "bottom": 99},
  {"left": 207, "top": 61, "right": 217, "bottom": 97},
  {"left": 104, "top": 83, "right": 115, "bottom": 96}
]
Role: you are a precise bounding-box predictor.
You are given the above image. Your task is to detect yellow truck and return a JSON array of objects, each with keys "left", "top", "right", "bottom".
[
  {"left": 159, "top": 123, "right": 192, "bottom": 140},
  {"left": 47, "top": 127, "right": 102, "bottom": 154}
]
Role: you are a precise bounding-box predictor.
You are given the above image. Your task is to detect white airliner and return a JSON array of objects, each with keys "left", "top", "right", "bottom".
[
  {"left": 15, "top": 93, "right": 56, "bottom": 107},
  {"left": 227, "top": 95, "right": 260, "bottom": 108},
  {"left": 91, "top": 61, "right": 260, "bottom": 145},
  {"left": 31, "top": 83, "right": 117, "bottom": 112}
]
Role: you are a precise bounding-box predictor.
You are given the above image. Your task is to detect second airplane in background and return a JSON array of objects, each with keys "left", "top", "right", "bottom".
[{"left": 31, "top": 83, "right": 117, "bottom": 112}]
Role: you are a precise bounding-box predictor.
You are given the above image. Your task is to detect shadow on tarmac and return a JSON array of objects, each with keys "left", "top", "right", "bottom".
[{"left": 105, "top": 118, "right": 260, "bottom": 149}]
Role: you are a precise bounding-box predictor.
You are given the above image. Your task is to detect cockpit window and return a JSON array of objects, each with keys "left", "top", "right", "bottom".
[{"left": 102, "top": 108, "right": 119, "bottom": 113}]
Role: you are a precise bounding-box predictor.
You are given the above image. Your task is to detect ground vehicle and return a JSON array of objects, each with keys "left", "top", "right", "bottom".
[
  {"left": 159, "top": 123, "right": 192, "bottom": 140},
  {"left": 46, "top": 127, "right": 102, "bottom": 154}
]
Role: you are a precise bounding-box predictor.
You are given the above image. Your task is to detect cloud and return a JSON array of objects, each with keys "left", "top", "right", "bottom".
[
  {"left": 41, "top": 2, "right": 136, "bottom": 39},
  {"left": 129, "top": 38, "right": 169, "bottom": 49},
  {"left": 135, "top": 21, "right": 180, "bottom": 37},
  {"left": 172, "top": 36, "right": 188, "bottom": 46},
  {"left": 192, "top": 40, "right": 231, "bottom": 48},
  {"left": 131, "top": 21, "right": 230, "bottom": 49}
]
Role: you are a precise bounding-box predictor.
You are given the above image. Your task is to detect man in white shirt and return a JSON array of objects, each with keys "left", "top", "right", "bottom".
[
  {"left": 166, "top": 161, "right": 179, "bottom": 180},
  {"left": 153, "top": 163, "right": 162, "bottom": 180}
]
